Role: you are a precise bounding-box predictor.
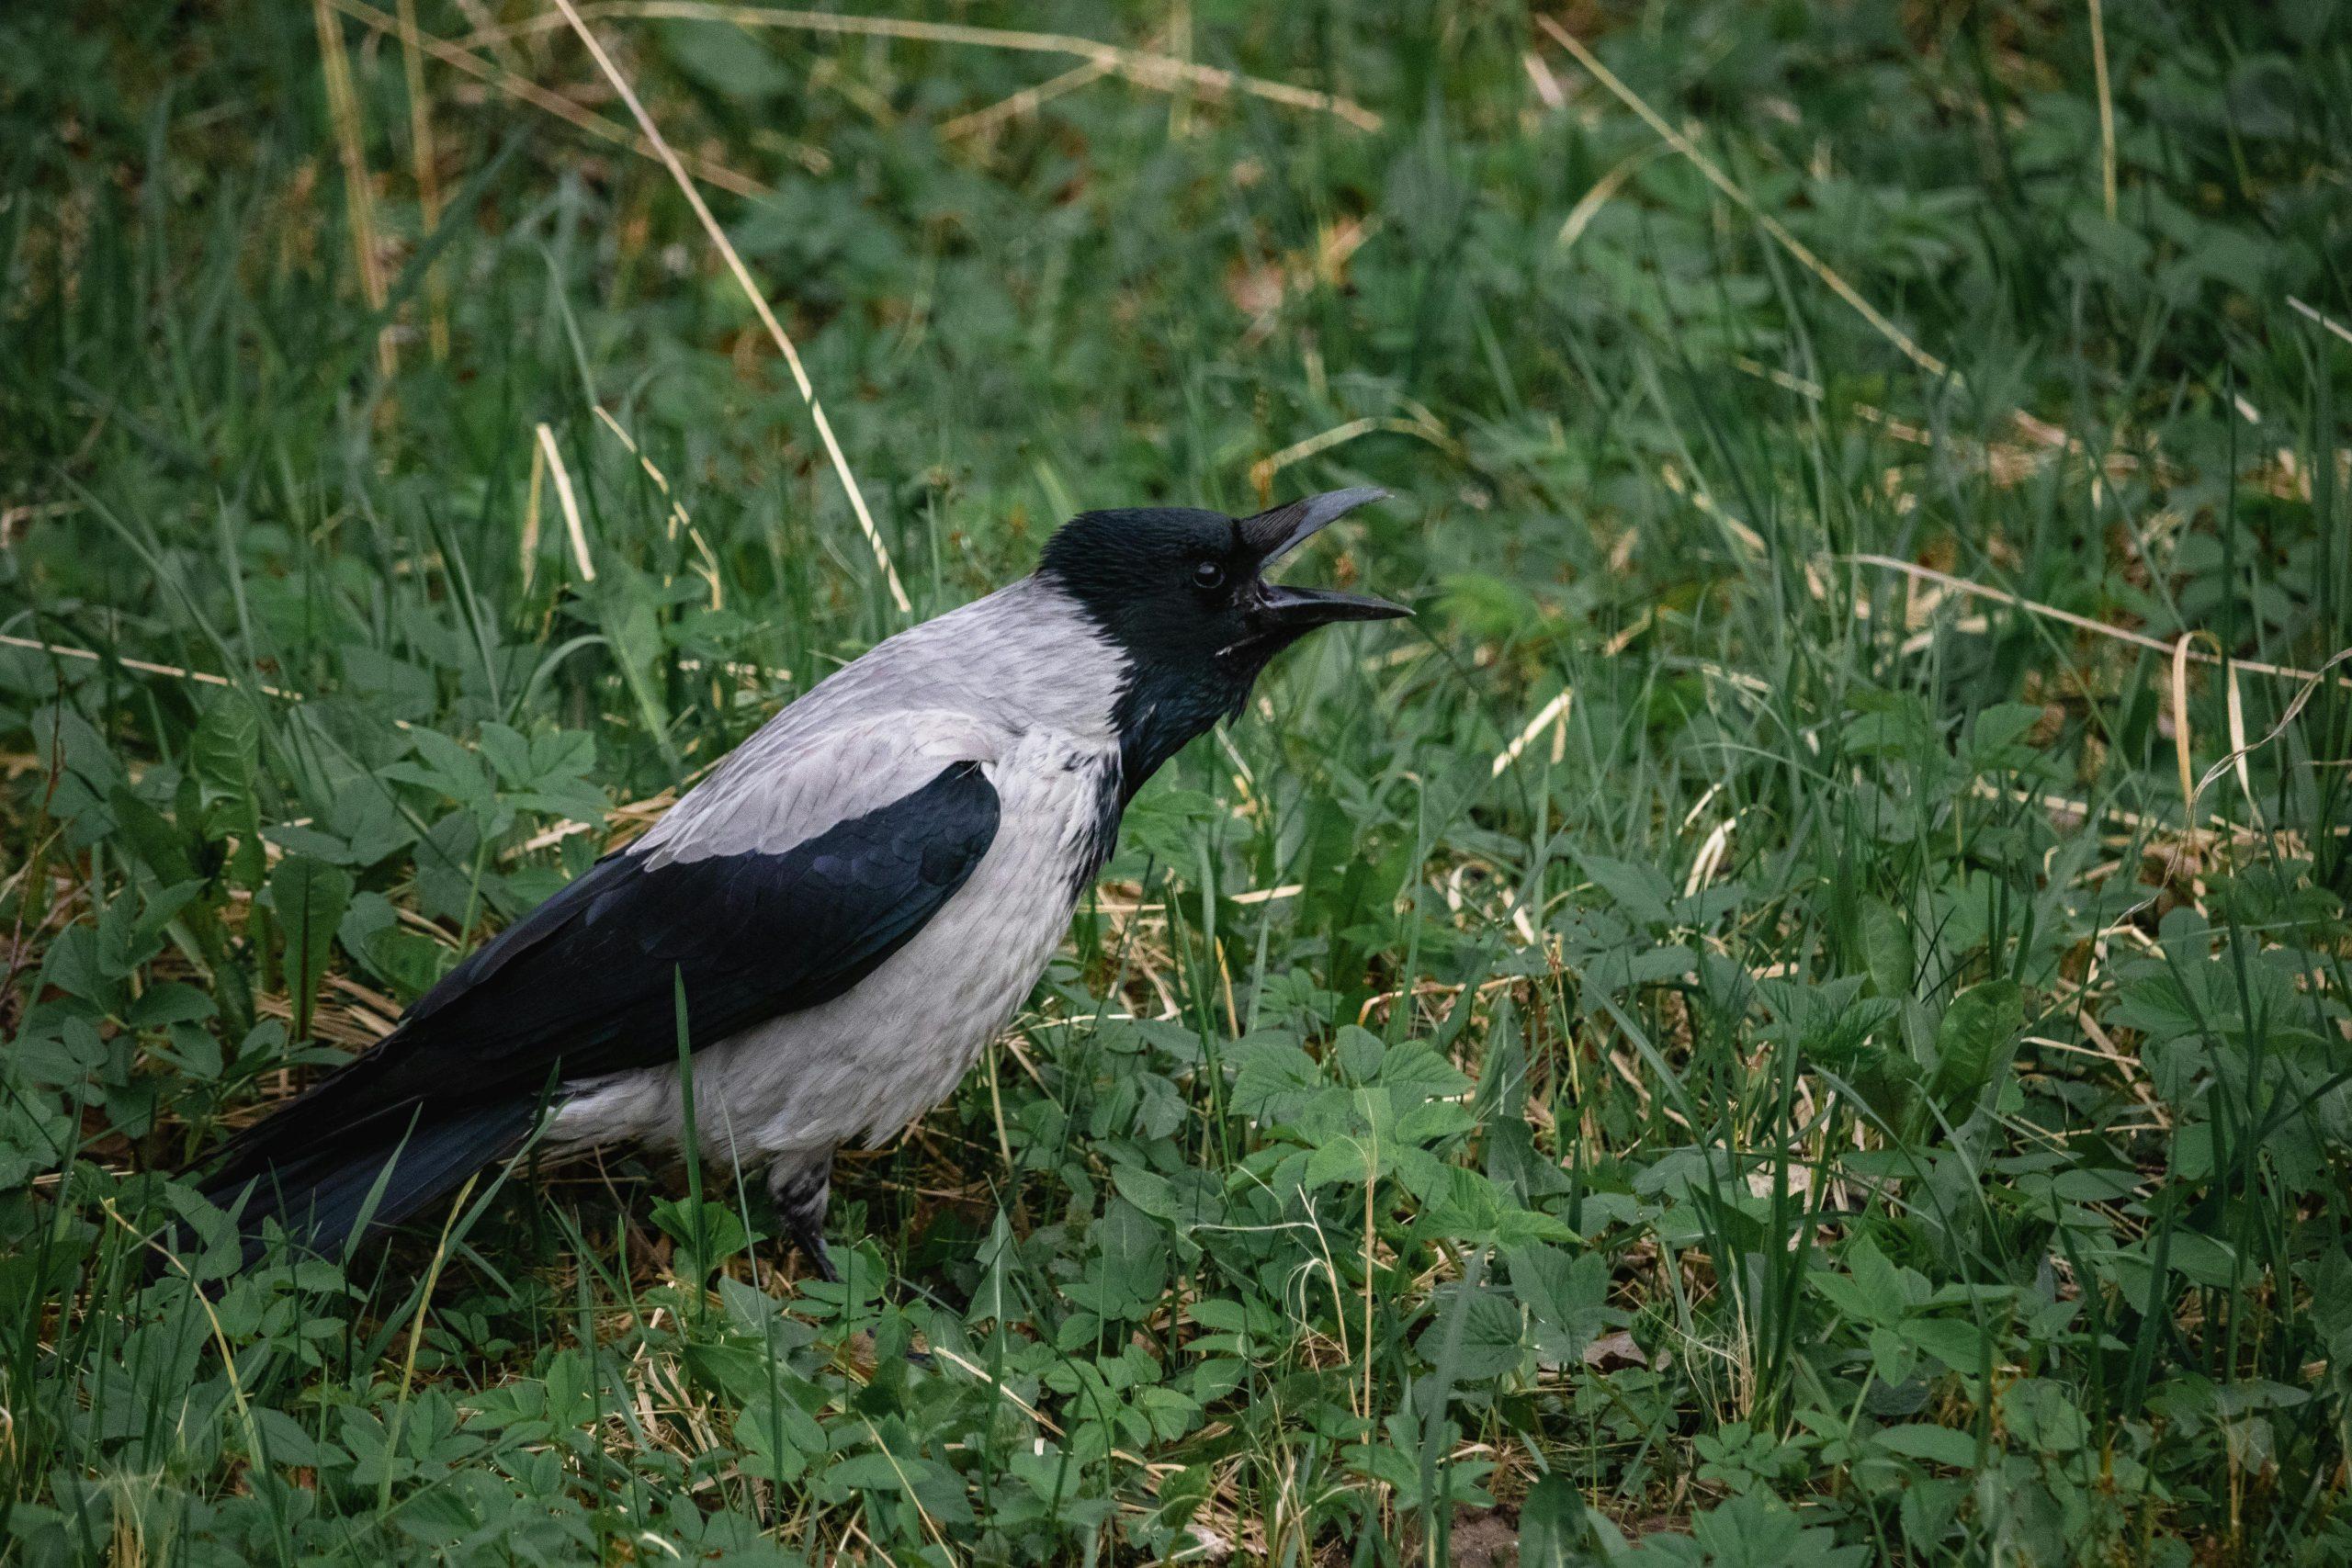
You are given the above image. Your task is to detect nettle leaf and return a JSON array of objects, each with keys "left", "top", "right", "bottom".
[
  {"left": 2165, "top": 1229, "right": 2241, "bottom": 1288},
  {"left": 1692, "top": 1494, "right": 1871, "bottom": 1568},
  {"left": 1298, "top": 1087, "right": 1401, "bottom": 1182},
  {"left": 269, "top": 854, "right": 354, "bottom": 1040},
  {"left": 1226, "top": 1035, "right": 1325, "bottom": 1125},
  {"left": 1849, "top": 1043, "right": 1925, "bottom": 1131},
  {"left": 1305, "top": 1136, "right": 1374, "bottom": 1190},
  {"left": 476, "top": 725, "right": 607, "bottom": 827},
  {"left": 1853, "top": 1235, "right": 1928, "bottom": 1312},
  {"left": 337, "top": 643, "right": 436, "bottom": 718},
  {"left": 1396, "top": 1099, "right": 1476, "bottom": 1144},
  {"left": 1842, "top": 688, "right": 1940, "bottom": 764},
  {"left": 1418, "top": 1162, "right": 1528, "bottom": 1239},
  {"left": 2001, "top": 1379, "right": 2090, "bottom": 1452},
  {"left": 1334, "top": 1024, "right": 1385, "bottom": 1083},
  {"left": 245, "top": 1405, "right": 336, "bottom": 1470},
  {"left": 1414, "top": 1280, "right": 1525, "bottom": 1380},
  {"left": 1814, "top": 1269, "right": 1904, "bottom": 1328},
  {"left": 1508, "top": 1244, "right": 1610, "bottom": 1364},
  {"left": 414, "top": 811, "right": 498, "bottom": 923},
  {"left": 530, "top": 727, "right": 596, "bottom": 778},
  {"left": 1392, "top": 1145, "right": 1452, "bottom": 1202},
  {"left": 162, "top": 1180, "right": 248, "bottom": 1280},
  {"left": 1814, "top": 1234, "right": 1928, "bottom": 1325},
  {"left": 1868, "top": 1324, "right": 1917, "bottom": 1388},
  {"left": 1133, "top": 1071, "right": 1186, "bottom": 1139},
  {"left": 1929, "top": 978, "right": 2023, "bottom": 1107},
  {"left": 734, "top": 1393, "right": 823, "bottom": 1485},
  {"left": 1347, "top": 1427, "right": 1495, "bottom": 1510},
  {"left": 1373, "top": 1040, "right": 1473, "bottom": 1104}
]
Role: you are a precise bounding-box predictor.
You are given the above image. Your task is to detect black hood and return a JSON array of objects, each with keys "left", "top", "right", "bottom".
[{"left": 1037, "top": 488, "right": 1406, "bottom": 795}]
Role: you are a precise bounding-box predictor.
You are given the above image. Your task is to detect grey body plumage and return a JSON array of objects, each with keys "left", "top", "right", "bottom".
[
  {"left": 184, "top": 489, "right": 1403, "bottom": 1280},
  {"left": 547, "top": 578, "right": 1127, "bottom": 1263}
]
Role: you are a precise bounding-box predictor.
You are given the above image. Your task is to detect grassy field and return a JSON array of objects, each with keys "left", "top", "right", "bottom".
[{"left": 4, "top": 1, "right": 2350, "bottom": 1562}]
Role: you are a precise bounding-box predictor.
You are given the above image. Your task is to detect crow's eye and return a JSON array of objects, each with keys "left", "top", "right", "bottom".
[{"left": 1192, "top": 560, "right": 1227, "bottom": 591}]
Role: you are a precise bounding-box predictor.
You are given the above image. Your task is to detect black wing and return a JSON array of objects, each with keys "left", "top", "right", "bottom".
[{"left": 202, "top": 760, "right": 1000, "bottom": 1189}]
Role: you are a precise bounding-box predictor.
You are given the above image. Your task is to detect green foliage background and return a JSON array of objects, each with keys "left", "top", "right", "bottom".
[{"left": 3, "top": 1, "right": 2350, "bottom": 1562}]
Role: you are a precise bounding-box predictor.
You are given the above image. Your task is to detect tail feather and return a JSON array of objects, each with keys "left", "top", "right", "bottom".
[{"left": 202, "top": 1098, "right": 540, "bottom": 1271}]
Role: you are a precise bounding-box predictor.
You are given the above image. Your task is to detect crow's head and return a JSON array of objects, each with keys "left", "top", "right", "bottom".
[{"left": 1038, "top": 487, "right": 1408, "bottom": 789}]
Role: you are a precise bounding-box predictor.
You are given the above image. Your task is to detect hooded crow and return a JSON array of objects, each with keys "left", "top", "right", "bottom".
[{"left": 187, "top": 488, "right": 1405, "bottom": 1280}]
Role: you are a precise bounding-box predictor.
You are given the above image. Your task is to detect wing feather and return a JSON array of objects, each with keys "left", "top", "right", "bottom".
[{"left": 200, "top": 756, "right": 1000, "bottom": 1188}]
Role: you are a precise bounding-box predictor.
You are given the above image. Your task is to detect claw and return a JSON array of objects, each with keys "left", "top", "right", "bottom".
[{"left": 789, "top": 1219, "right": 839, "bottom": 1284}]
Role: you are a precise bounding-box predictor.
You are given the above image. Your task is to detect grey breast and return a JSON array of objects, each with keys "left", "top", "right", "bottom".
[{"left": 546, "top": 574, "right": 1131, "bottom": 1159}]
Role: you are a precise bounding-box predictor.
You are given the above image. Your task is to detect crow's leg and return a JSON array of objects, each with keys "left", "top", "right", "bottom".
[{"left": 767, "top": 1151, "right": 836, "bottom": 1283}]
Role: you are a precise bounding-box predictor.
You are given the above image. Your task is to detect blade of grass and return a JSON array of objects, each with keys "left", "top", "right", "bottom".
[{"left": 547, "top": 0, "right": 912, "bottom": 616}]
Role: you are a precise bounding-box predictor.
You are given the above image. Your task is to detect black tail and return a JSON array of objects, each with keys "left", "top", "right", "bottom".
[{"left": 188, "top": 1097, "right": 540, "bottom": 1275}]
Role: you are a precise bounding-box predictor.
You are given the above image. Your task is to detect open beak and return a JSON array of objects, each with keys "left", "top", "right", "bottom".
[{"left": 1238, "top": 487, "right": 1410, "bottom": 630}]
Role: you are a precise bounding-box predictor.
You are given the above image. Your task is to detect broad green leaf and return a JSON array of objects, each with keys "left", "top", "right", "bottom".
[
  {"left": 1306, "top": 1136, "right": 1375, "bottom": 1190},
  {"left": 1508, "top": 1244, "right": 1610, "bottom": 1363},
  {"left": 269, "top": 854, "right": 353, "bottom": 1041},
  {"left": 1872, "top": 1423, "right": 1980, "bottom": 1468},
  {"left": 1929, "top": 978, "right": 2023, "bottom": 1106},
  {"left": 1848, "top": 1234, "right": 1927, "bottom": 1316},
  {"left": 127, "top": 983, "right": 214, "bottom": 1030},
  {"left": 399, "top": 726, "right": 496, "bottom": 811},
  {"left": 1227, "top": 1037, "right": 1324, "bottom": 1123},
  {"left": 681, "top": 1342, "right": 771, "bottom": 1403},
  {"left": 1966, "top": 701, "right": 2046, "bottom": 762},
  {"left": 190, "top": 695, "right": 260, "bottom": 800},
  {"left": 659, "top": 17, "right": 793, "bottom": 99},
  {"left": 1859, "top": 895, "right": 1914, "bottom": 998},
  {"left": 650, "top": 1196, "right": 752, "bottom": 1280},
  {"left": 1334, "top": 1024, "right": 1385, "bottom": 1083},
  {"left": 1396, "top": 1099, "right": 1476, "bottom": 1143},
  {"left": 1411, "top": 1283, "right": 1524, "bottom": 1380},
  {"left": 1109, "top": 1163, "right": 1180, "bottom": 1221},
  {"left": 476, "top": 721, "right": 537, "bottom": 788},
  {"left": 1576, "top": 852, "right": 1677, "bottom": 927},
  {"left": 1374, "top": 1040, "right": 1473, "bottom": 1103},
  {"left": 1516, "top": 1472, "right": 1588, "bottom": 1567},
  {"left": 1902, "top": 1317, "right": 1993, "bottom": 1376}
]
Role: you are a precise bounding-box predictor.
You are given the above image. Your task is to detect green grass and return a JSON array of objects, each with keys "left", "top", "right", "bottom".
[{"left": 4, "top": 2, "right": 2351, "bottom": 1562}]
